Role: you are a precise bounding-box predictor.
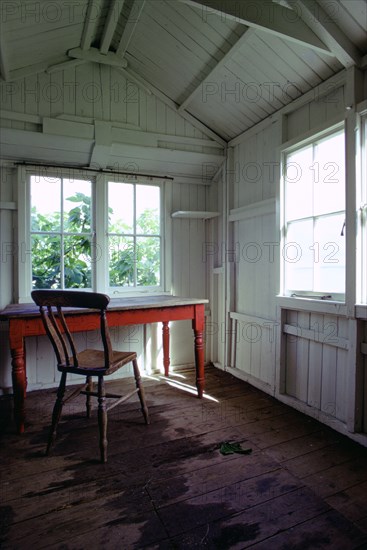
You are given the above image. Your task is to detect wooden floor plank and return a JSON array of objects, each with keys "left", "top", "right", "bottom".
[
  {"left": 166, "top": 487, "right": 331, "bottom": 549},
  {"left": 248, "top": 510, "right": 367, "bottom": 549},
  {"left": 326, "top": 481, "right": 367, "bottom": 526},
  {"left": 1, "top": 365, "right": 367, "bottom": 549},
  {"left": 155, "top": 468, "right": 305, "bottom": 536},
  {"left": 146, "top": 451, "right": 278, "bottom": 508}
]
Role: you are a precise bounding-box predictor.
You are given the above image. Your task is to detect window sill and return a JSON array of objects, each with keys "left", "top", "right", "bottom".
[
  {"left": 356, "top": 305, "right": 367, "bottom": 320},
  {"left": 109, "top": 289, "right": 170, "bottom": 298},
  {"left": 276, "top": 295, "right": 347, "bottom": 316}
]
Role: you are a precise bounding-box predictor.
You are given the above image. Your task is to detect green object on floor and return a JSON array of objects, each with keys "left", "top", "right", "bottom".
[{"left": 219, "top": 441, "right": 252, "bottom": 455}]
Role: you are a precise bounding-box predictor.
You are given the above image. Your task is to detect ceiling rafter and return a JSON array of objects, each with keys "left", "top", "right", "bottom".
[
  {"left": 291, "top": 0, "right": 363, "bottom": 68},
  {"left": 118, "top": 66, "right": 152, "bottom": 95},
  {"left": 117, "top": 0, "right": 146, "bottom": 58},
  {"left": 81, "top": 0, "right": 103, "bottom": 51},
  {"left": 0, "top": 20, "right": 10, "bottom": 81},
  {"left": 6, "top": 62, "right": 49, "bottom": 82},
  {"left": 46, "top": 59, "right": 87, "bottom": 74},
  {"left": 179, "top": 0, "right": 333, "bottom": 55},
  {"left": 100, "top": 0, "right": 126, "bottom": 54},
  {"left": 178, "top": 27, "right": 255, "bottom": 112},
  {"left": 123, "top": 61, "right": 227, "bottom": 146}
]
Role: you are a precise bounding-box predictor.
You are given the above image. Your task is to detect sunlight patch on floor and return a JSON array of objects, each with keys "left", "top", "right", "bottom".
[{"left": 144, "top": 374, "right": 219, "bottom": 402}]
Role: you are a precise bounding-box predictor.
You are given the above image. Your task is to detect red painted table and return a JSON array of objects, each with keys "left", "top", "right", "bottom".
[{"left": 0, "top": 295, "right": 208, "bottom": 433}]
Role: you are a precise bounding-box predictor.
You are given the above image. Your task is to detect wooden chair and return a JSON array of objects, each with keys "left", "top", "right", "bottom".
[{"left": 31, "top": 289, "right": 150, "bottom": 463}]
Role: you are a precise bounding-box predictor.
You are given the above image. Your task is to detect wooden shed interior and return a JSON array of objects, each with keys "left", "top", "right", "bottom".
[{"left": 1, "top": 0, "right": 367, "bottom": 547}]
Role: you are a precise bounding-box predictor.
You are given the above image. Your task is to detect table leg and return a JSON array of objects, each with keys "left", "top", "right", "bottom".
[
  {"left": 162, "top": 321, "right": 170, "bottom": 376},
  {"left": 11, "top": 345, "right": 27, "bottom": 433},
  {"left": 193, "top": 305, "right": 205, "bottom": 398}
]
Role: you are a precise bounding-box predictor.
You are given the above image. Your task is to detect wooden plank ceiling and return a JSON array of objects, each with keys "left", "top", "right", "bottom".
[{"left": 0, "top": 0, "right": 366, "bottom": 142}]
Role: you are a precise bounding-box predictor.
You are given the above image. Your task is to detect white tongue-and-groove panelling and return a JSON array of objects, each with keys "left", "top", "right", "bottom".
[
  {"left": 218, "top": 72, "right": 367, "bottom": 446},
  {"left": 0, "top": 63, "right": 222, "bottom": 391}
]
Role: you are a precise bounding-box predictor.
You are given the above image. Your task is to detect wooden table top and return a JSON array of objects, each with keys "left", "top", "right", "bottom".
[{"left": 0, "top": 295, "right": 209, "bottom": 319}]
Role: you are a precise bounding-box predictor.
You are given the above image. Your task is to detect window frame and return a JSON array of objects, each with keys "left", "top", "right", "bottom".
[
  {"left": 17, "top": 166, "right": 172, "bottom": 303},
  {"left": 357, "top": 107, "right": 367, "bottom": 305},
  {"left": 280, "top": 124, "right": 346, "bottom": 303}
]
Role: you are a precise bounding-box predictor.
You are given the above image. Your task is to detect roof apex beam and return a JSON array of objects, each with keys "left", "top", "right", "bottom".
[
  {"left": 180, "top": 0, "right": 333, "bottom": 55},
  {"left": 68, "top": 47, "right": 128, "bottom": 68},
  {"left": 291, "top": 0, "right": 362, "bottom": 68},
  {"left": 116, "top": 0, "right": 146, "bottom": 58},
  {"left": 179, "top": 27, "right": 255, "bottom": 112},
  {"left": 100, "top": 0, "right": 126, "bottom": 54}
]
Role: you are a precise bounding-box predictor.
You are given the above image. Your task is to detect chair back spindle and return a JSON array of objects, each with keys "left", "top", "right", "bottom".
[
  {"left": 38, "top": 304, "right": 74, "bottom": 367},
  {"left": 100, "top": 309, "right": 113, "bottom": 369},
  {"left": 32, "top": 290, "right": 111, "bottom": 369}
]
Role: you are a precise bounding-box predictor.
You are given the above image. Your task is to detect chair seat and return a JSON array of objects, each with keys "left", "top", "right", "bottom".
[{"left": 58, "top": 349, "right": 137, "bottom": 376}]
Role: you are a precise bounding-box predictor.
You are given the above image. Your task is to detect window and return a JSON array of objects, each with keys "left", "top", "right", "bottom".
[
  {"left": 281, "top": 128, "right": 346, "bottom": 300},
  {"left": 18, "top": 167, "right": 171, "bottom": 302}
]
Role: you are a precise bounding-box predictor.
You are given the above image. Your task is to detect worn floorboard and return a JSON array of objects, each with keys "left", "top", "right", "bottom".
[{"left": 1, "top": 365, "right": 367, "bottom": 549}]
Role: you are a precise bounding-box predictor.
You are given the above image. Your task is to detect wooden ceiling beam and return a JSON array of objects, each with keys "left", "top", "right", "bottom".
[
  {"left": 180, "top": 0, "right": 333, "bottom": 55},
  {"left": 0, "top": 20, "right": 10, "bottom": 81},
  {"left": 123, "top": 62, "right": 227, "bottom": 146},
  {"left": 81, "top": 0, "right": 103, "bottom": 51},
  {"left": 46, "top": 59, "right": 87, "bottom": 74},
  {"left": 0, "top": 44, "right": 10, "bottom": 82},
  {"left": 68, "top": 47, "right": 128, "bottom": 68},
  {"left": 100, "top": 0, "right": 126, "bottom": 54},
  {"left": 178, "top": 27, "right": 255, "bottom": 112},
  {"left": 118, "top": 66, "right": 152, "bottom": 95},
  {"left": 5, "top": 62, "right": 49, "bottom": 82},
  {"left": 292, "top": 0, "right": 363, "bottom": 68},
  {"left": 116, "top": 0, "right": 146, "bottom": 58}
]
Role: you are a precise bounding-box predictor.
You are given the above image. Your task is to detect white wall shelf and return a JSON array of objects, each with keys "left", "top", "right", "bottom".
[{"left": 171, "top": 210, "right": 220, "bottom": 219}]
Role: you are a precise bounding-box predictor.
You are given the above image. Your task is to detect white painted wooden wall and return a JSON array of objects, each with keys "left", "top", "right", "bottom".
[
  {"left": 222, "top": 71, "right": 367, "bottom": 446},
  {"left": 0, "top": 64, "right": 216, "bottom": 392}
]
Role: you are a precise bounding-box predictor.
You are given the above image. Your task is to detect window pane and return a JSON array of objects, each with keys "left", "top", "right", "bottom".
[
  {"left": 285, "top": 146, "right": 313, "bottom": 221},
  {"left": 64, "top": 235, "right": 92, "bottom": 288},
  {"left": 31, "top": 176, "right": 61, "bottom": 232},
  {"left": 109, "top": 236, "right": 134, "bottom": 286},
  {"left": 63, "top": 179, "right": 92, "bottom": 233},
  {"left": 314, "top": 132, "right": 345, "bottom": 216},
  {"left": 108, "top": 182, "right": 134, "bottom": 233},
  {"left": 284, "top": 219, "right": 313, "bottom": 291},
  {"left": 31, "top": 234, "right": 61, "bottom": 289},
  {"left": 136, "top": 185, "right": 160, "bottom": 234},
  {"left": 314, "top": 214, "right": 345, "bottom": 293},
  {"left": 136, "top": 237, "right": 160, "bottom": 286},
  {"left": 107, "top": 182, "right": 162, "bottom": 290}
]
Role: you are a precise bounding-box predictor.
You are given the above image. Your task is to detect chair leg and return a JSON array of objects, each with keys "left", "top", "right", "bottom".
[
  {"left": 86, "top": 376, "right": 93, "bottom": 418},
  {"left": 132, "top": 359, "right": 150, "bottom": 425},
  {"left": 97, "top": 376, "right": 108, "bottom": 463},
  {"left": 46, "top": 371, "right": 67, "bottom": 455}
]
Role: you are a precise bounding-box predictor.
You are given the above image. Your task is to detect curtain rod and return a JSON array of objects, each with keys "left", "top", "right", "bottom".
[{"left": 15, "top": 162, "right": 174, "bottom": 181}]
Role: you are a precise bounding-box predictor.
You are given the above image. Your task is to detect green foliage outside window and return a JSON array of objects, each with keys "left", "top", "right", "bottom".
[{"left": 31, "top": 193, "right": 160, "bottom": 289}]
